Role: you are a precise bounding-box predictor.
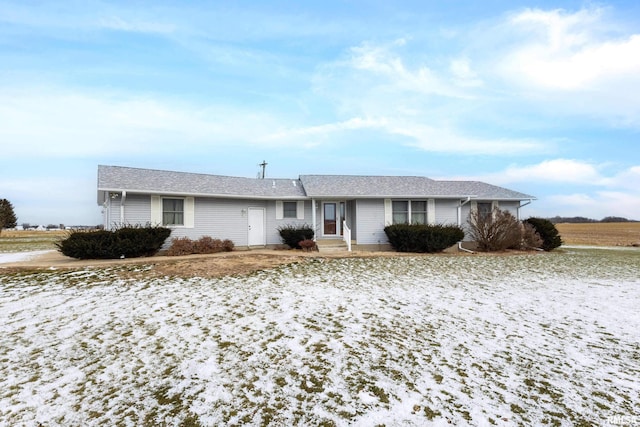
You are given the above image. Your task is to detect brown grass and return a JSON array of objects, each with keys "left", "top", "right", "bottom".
[
  {"left": 1, "top": 230, "right": 68, "bottom": 238},
  {"left": 555, "top": 222, "right": 640, "bottom": 246}
]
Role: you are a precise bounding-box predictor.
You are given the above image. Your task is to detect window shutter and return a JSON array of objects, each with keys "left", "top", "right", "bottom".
[
  {"left": 427, "top": 199, "right": 436, "bottom": 225},
  {"left": 492, "top": 201, "right": 499, "bottom": 210},
  {"left": 296, "top": 201, "right": 304, "bottom": 219},
  {"left": 275, "top": 201, "right": 283, "bottom": 220},
  {"left": 384, "top": 199, "right": 392, "bottom": 225},
  {"left": 185, "top": 197, "right": 195, "bottom": 228},
  {"left": 151, "top": 196, "right": 162, "bottom": 225},
  {"left": 470, "top": 200, "right": 478, "bottom": 214}
]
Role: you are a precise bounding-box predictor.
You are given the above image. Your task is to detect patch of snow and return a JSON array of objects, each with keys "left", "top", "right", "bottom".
[
  {"left": 0, "top": 250, "right": 54, "bottom": 264},
  {"left": 0, "top": 249, "right": 639, "bottom": 426}
]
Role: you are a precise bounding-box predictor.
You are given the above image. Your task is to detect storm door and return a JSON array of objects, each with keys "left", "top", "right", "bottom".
[{"left": 323, "top": 202, "right": 337, "bottom": 235}]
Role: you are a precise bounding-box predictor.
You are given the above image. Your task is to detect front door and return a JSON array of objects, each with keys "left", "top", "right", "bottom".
[
  {"left": 248, "top": 208, "right": 265, "bottom": 246},
  {"left": 323, "top": 202, "right": 337, "bottom": 235}
]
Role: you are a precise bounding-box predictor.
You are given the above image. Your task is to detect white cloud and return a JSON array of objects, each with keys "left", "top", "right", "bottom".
[
  {"left": 98, "top": 16, "right": 176, "bottom": 34},
  {"left": 390, "top": 123, "right": 543, "bottom": 155},
  {"left": 0, "top": 87, "right": 290, "bottom": 158},
  {"left": 450, "top": 57, "right": 483, "bottom": 88},
  {"left": 493, "top": 159, "right": 603, "bottom": 184},
  {"left": 546, "top": 191, "right": 640, "bottom": 219},
  {"left": 501, "top": 7, "right": 640, "bottom": 90},
  {"left": 458, "top": 159, "right": 640, "bottom": 188}
]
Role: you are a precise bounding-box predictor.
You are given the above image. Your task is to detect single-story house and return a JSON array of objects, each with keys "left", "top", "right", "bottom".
[{"left": 97, "top": 165, "right": 535, "bottom": 250}]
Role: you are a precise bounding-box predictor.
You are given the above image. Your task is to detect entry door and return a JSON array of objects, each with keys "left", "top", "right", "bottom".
[
  {"left": 248, "top": 208, "right": 265, "bottom": 246},
  {"left": 323, "top": 203, "right": 337, "bottom": 235}
]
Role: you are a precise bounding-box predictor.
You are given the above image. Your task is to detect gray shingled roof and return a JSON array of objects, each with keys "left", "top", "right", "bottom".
[
  {"left": 98, "top": 166, "right": 535, "bottom": 202},
  {"left": 98, "top": 165, "right": 306, "bottom": 199},
  {"left": 299, "top": 175, "right": 535, "bottom": 200}
]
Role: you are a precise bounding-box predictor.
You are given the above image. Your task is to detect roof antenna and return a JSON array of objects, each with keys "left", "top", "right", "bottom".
[{"left": 258, "top": 160, "right": 268, "bottom": 179}]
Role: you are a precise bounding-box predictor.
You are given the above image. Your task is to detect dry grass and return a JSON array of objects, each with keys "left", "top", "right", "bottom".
[
  {"left": 555, "top": 222, "right": 640, "bottom": 246},
  {"left": 0, "top": 230, "right": 68, "bottom": 252}
]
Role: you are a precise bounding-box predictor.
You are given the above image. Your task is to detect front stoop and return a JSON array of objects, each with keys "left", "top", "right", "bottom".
[{"left": 315, "top": 239, "right": 350, "bottom": 252}]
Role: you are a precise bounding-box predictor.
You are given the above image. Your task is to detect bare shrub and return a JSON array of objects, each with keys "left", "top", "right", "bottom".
[
  {"left": 521, "top": 222, "right": 543, "bottom": 250},
  {"left": 298, "top": 239, "right": 317, "bottom": 252},
  {"left": 168, "top": 236, "right": 235, "bottom": 256},
  {"left": 468, "top": 207, "right": 522, "bottom": 252},
  {"left": 194, "top": 236, "right": 222, "bottom": 254},
  {"left": 166, "top": 237, "right": 196, "bottom": 256}
]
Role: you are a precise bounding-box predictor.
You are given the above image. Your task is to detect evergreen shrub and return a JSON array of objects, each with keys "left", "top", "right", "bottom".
[
  {"left": 277, "top": 224, "right": 314, "bottom": 249},
  {"left": 384, "top": 223, "right": 465, "bottom": 253},
  {"left": 56, "top": 224, "right": 171, "bottom": 259},
  {"left": 523, "top": 217, "right": 563, "bottom": 251}
]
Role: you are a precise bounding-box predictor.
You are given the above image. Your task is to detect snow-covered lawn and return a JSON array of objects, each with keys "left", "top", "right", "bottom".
[
  {"left": 0, "top": 250, "right": 54, "bottom": 264},
  {"left": 1, "top": 248, "right": 638, "bottom": 426}
]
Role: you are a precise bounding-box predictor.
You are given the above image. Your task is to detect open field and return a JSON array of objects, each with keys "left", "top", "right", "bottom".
[
  {"left": 556, "top": 222, "right": 640, "bottom": 247},
  {"left": 0, "top": 230, "right": 67, "bottom": 253},
  {"left": 1, "top": 248, "right": 639, "bottom": 426}
]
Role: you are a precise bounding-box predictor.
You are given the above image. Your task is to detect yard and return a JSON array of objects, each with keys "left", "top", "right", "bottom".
[{"left": 1, "top": 248, "right": 639, "bottom": 426}]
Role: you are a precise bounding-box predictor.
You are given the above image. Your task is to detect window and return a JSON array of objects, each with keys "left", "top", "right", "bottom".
[
  {"left": 392, "top": 200, "right": 430, "bottom": 224},
  {"left": 477, "top": 202, "right": 492, "bottom": 220},
  {"left": 283, "top": 201, "right": 297, "bottom": 218},
  {"left": 411, "top": 201, "right": 427, "bottom": 224},
  {"left": 392, "top": 201, "right": 409, "bottom": 224},
  {"left": 163, "top": 198, "right": 184, "bottom": 225}
]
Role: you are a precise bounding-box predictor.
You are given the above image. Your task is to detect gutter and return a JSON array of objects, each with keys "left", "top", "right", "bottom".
[
  {"left": 457, "top": 197, "right": 474, "bottom": 253},
  {"left": 120, "top": 191, "right": 127, "bottom": 225},
  {"left": 517, "top": 198, "right": 533, "bottom": 221}
]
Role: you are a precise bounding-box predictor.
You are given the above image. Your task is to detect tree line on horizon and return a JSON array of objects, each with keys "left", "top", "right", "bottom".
[{"left": 546, "top": 216, "right": 638, "bottom": 224}]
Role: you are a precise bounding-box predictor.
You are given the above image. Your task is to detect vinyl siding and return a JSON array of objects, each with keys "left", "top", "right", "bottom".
[
  {"left": 355, "top": 199, "right": 388, "bottom": 245},
  {"left": 267, "top": 200, "right": 313, "bottom": 244},
  {"left": 123, "top": 194, "right": 151, "bottom": 225},
  {"left": 499, "top": 201, "right": 520, "bottom": 218},
  {"left": 434, "top": 199, "right": 459, "bottom": 225},
  {"left": 461, "top": 202, "right": 473, "bottom": 241}
]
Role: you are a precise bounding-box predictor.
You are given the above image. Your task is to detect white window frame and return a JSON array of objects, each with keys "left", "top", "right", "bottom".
[
  {"left": 282, "top": 201, "right": 297, "bottom": 219},
  {"left": 162, "top": 198, "right": 185, "bottom": 226},
  {"left": 151, "top": 196, "right": 194, "bottom": 228},
  {"left": 390, "top": 200, "right": 431, "bottom": 225},
  {"left": 276, "top": 200, "right": 304, "bottom": 220}
]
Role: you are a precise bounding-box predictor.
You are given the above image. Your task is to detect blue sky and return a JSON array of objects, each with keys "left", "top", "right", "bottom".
[{"left": 1, "top": 1, "right": 639, "bottom": 225}]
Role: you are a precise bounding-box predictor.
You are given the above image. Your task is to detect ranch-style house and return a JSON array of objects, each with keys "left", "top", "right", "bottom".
[{"left": 98, "top": 165, "right": 535, "bottom": 251}]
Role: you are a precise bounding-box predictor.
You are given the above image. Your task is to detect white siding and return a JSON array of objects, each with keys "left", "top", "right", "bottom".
[
  {"left": 435, "top": 199, "right": 459, "bottom": 225},
  {"left": 268, "top": 200, "right": 313, "bottom": 244},
  {"left": 355, "top": 199, "right": 388, "bottom": 245},
  {"left": 500, "top": 201, "right": 520, "bottom": 218},
  {"left": 124, "top": 194, "right": 152, "bottom": 225}
]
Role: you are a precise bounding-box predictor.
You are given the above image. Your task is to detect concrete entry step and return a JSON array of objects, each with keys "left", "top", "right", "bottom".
[{"left": 315, "top": 239, "right": 349, "bottom": 252}]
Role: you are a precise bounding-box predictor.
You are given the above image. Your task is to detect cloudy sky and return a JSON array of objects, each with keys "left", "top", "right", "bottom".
[{"left": 1, "top": 1, "right": 639, "bottom": 225}]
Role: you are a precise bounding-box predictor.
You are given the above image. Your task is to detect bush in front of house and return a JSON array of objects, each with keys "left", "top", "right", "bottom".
[
  {"left": 56, "top": 224, "right": 171, "bottom": 259},
  {"left": 523, "top": 217, "right": 563, "bottom": 251},
  {"left": 166, "top": 236, "right": 235, "bottom": 256},
  {"left": 384, "top": 223, "right": 465, "bottom": 253},
  {"left": 298, "top": 239, "right": 317, "bottom": 252},
  {"left": 468, "top": 207, "right": 524, "bottom": 252},
  {"left": 277, "top": 224, "right": 314, "bottom": 249}
]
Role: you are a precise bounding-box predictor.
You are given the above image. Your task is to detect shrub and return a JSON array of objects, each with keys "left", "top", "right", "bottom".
[
  {"left": 167, "top": 236, "right": 235, "bottom": 256},
  {"left": 384, "top": 223, "right": 465, "bottom": 253},
  {"left": 468, "top": 208, "right": 523, "bottom": 252},
  {"left": 166, "top": 237, "right": 196, "bottom": 256},
  {"left": 56, "top": 224, "right": 171, "bottom": 259},
  {"left": 298, "top": 239, "right": 317, "bottom": 252},
  {"left": 524, "top": 217, "right": 563, "bottom": 251},
  {"left": 521, "top": 222, "right": 544, "bottom": 250},
  {"left": 277, "top": 224, "right": 314, "bottom": 249}
]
